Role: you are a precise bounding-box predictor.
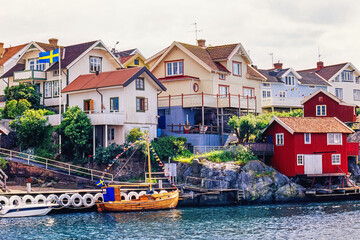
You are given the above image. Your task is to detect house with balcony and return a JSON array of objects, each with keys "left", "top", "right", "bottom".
[
  {"left": 112, "top": 48, "right": 148, "bottom": 69},
  {"left": 61, "top": 67, "right": 166, "bottom": 155},
  {"left": 0, "top": 38, "right": 122, "bottom": 113},
  {"left": 299, "top": 62, "right": 360, "bottom": 106},
  {"left": 145, "top": 39, "right": 265, "bottom": 146},
  {"left": 258, "top": 63, "right": 330, "bottom": 112}
]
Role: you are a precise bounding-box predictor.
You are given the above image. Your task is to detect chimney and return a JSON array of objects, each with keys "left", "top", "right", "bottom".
[
  {"left": 197, "top": 39, "right": 206, "bottom": 48},
  {"left": 0, "top": 42, "right": 4, "bottom": 57},
  {"left": 317, "top": 61, "right": 324, "bottom": 70},
  {"left": 48, "top": 38, "right": 58, "bottom": 46},
  {"left": 273, "top": 62, "right": 283, "bottom": 69}
]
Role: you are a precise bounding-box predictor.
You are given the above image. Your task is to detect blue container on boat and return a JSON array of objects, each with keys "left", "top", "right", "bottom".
[{"left": 103, "top": 187, "right": 115, "bottom": 202}]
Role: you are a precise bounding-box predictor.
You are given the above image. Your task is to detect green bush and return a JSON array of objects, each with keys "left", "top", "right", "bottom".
[
  {"left": 0, "top": 157, "right": 8, "bottom": 170},
  {"left": 151, "top": 136, "right": 192, "bottom": 162},
  {"left": 126, "top": 128, "right": 144, "bottom": 143},
  {"left": 94, "top": 143, "right": 124, "bottom": 165}
]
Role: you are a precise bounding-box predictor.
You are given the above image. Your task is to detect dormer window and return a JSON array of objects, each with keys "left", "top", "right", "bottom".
[
  {"left": 29, "top": 58, "right": 45, "bottom": 71},
  {"left": 166, "top": 60, "right": 183, "bottom": 76},
  {"left": 90, "top": 56, "right": 102, "bottom": 73},
  {"left": 136, "top": 78, "right": 145, "bottom": 90},
  {"left": 285, "top": 76, "right": 295, "bottom": 85},
  {"left": 316, "top": 105, "right": 326, "bottom": 116},
  {"left": 232, "top": 61, "right": 242, "bottom": 76},
  {"left": 219, "top": 74, "right": 225, "bottom": 80},
  {"left": 341, "top": 70, "right": 353, "bottom": 82},
  {"left": 134, "top": 59, "right": 139, "bottom": 65}
]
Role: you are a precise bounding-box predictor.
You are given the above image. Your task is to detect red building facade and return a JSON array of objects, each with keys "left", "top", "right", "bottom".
[
  {"left": 263, "top": 116, "right": 358, "bottom": 177},
  {"left": 302, "top": 89, "right": 357, "bottom": 123}
]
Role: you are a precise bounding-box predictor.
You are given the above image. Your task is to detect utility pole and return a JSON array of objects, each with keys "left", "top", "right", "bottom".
[{"left": 192, "top": 23, "right": 202, "bottom": 43}]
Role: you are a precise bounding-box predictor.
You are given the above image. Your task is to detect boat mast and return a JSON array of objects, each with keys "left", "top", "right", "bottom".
[{"left": 147, "top": 133, "right": 152, "bottom": 192}]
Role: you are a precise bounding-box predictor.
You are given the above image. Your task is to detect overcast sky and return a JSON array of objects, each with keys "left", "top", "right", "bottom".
[{"left": 1, "top": 0, "right": 359, "bottom": 70}]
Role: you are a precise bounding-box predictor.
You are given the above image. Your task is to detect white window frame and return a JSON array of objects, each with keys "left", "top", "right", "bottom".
[
  {"left": 279, "top": 91, "right": 286, "bottom": 98},
  {"left": 275, "top": 133, "right": 284, "bottom": 146},
  {"left": 136, "top": 78, "right": 145, "bottom": 90},
  {"left": 232, "top": 62, "right": 242, "bottom": 76},
  {"left": 335, "top": 88, "right": 343, "bottom": 100},
  {"left": 285, "top": 76, "right": 295, "bottom": 85},
  {"left": 262, "top": 83, "right": 271, "bottom": 88},
  {"left": 262, "top": 90, "right": 271, "bottom": 98},
  {"left": 327, "top": 133, "right": 342, "bottom": 145},
  {"left": 44, "top": 82, "right": 52, "bottom": 98},
  {"left": 243, "top": 88, "right": 254, "bottom": 97},
  {"left": 90, "top": 56, "right": 102, "bottom": 73},
  {"left": 316, "top": 105, "right": 326, "bottom": 116},
  {"left": 219, "top": 85, "right": 229, "bottom": 98},
  {"left": 29, "top": 58, "right": 45, "bottom": 71},
  {"left": 304, "top": 133, "right": 311, "bottom": 144},
  {"left": 107, "top": 127, "right": 115, "bottom": 141},
  {"left": 166, "top": 60, "right": 183, "bottom": 76},
  {"left": 334, "top": 75, "right": 340, "bottom": 82},
  {"left": 331, "top": 154, "right": 341, "bottom": 165},
  {"left": 297, "top": 154, "right": 304, "bottom": 166},
  {"left": 354, "top": 89, "right": 360, "bottom": 101},
  {"left": 341, "top": 70, "right": 353, "bottom": 82},
  {"left": 53, "top": 80, "right": 60, "bottom": 97}
]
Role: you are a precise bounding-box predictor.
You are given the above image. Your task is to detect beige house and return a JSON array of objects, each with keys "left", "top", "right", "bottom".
[
  {"left": 145, "top": 39, "right": 265, "bottom": 145},
  {"left": 61, "top": 67, "right": 166, "bottom": 154}
]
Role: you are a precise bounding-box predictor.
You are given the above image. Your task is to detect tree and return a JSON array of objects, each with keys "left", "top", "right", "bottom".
[
  {"left": 3, "top": 99, "right": 31, "bottom": 119},
  {"left": 151, "top": 136, "right": 192, "bottom": 161},
  {"left": 4, "top": 84, "right": 42, "bottom": 109},
  {"left": 57, "top": 106, "right": 93, "bottom": 159},
  {"left": 126, "top": 128, "right": 144, "bottom": 143},
  {"left": 9, "top": 109, "right": 53, "bottom": 150}
]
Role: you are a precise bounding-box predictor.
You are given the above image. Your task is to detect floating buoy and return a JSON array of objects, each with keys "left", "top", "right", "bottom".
[
  {"left": 46, "top": 194, "right": 60, "bottom": 205},
  {"left": 82, "top": 194, "right": 95, "bottom": 208},
  {"left": 9, "top": 195, "right": 23, "bottom": 206},
  {"left": 22, "top": 195, "right": 35, "bottom": 205},
  {"left": 127, "top": 192, "right": 139, "bottom": 200},
  {"left": 34, "top": 195, "right": 47, "bottom": 204},
  {"left": 138, "top": 191, "right": 147, "bottom": 196},
  {"left": 120, "top": 192, "right": 129, "bottom": 201},
  {"left": 0, "top": 196, "right": 9, "bottom": 206},
  {"left": 71, "top": 194, "right": 83, "bottom": 208},
  {"left": 94, "top": 193, "right": 103, "bottom": 203},
  {"left": 59, "top": 194, "right": 72, "bottom": 207}
]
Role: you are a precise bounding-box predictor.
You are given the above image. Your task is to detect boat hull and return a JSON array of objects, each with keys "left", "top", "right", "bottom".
[
  {"left": 97, "top": 191, "right": 179, "bottom": 212},
  {"left": 0, "top": 204, "right": 55, "bottom": 218}
]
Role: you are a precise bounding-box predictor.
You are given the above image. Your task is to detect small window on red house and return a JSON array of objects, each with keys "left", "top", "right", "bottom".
[
  {"left": 331, "top": 154, "right": 341, "bottom": 165},
  {"left": 297, "top": 155, "right": 304, "bottom": 165},
  {"left": 319, "top": 97, "right": 323, "bottom": 102},
  {"left": 275, "top": 133, "right": 284, "bottom": 146},
  {"left": 304, "top": 133, "right": 311, "bottom": 144}
]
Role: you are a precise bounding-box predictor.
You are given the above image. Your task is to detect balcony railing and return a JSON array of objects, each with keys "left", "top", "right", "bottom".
[
  {"left": 158, "top": 92, "right": 257, "bottom": 111},
  {"left": 14, "top": 70, "right": 47, "bottom": 81},
  {"left": 167, "top": 124, "right": 220, "bottom": 134},
  {"left": 261, "top": 97, "right": 304, "bottom": 108}
]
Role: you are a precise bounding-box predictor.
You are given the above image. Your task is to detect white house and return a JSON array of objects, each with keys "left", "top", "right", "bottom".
[{"left": 61, "top": 67, "right": 166, "bottom": 154}]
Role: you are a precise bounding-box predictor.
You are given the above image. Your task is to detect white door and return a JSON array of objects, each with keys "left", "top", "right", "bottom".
[{"left": 304, "top": 155, "right": 322, "bottom": 174}]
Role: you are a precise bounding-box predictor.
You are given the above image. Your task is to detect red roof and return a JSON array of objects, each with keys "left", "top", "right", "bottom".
[
  {"left": 62, "top": 67, "right": 166, "bottom": 93},
  {"left": 0, "top": 44, "right": 27, "bottom": 66},
  {"left": 120, "top": 55, "right": 134, "bottom": 64}
]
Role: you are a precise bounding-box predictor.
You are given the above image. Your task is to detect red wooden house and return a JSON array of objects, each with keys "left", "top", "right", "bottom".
[
  {"left": 301, "top": 88, "right": 358, "bottom": 123},
  {"left": 263, "top": 116, "right": 359, "bottom": 177}
]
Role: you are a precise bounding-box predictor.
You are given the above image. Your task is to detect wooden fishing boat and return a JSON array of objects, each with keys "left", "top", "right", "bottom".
[{"left": 96, "top": 133, "right": 179, "bottom": 212}]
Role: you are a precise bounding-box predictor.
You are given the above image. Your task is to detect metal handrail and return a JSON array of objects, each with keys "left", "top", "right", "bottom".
[
  {"left": 0, "top": 168, "right": 9, "bottom": 192},
  {"left": 0, "top": 148, "right": 113, "bottom": 181}
]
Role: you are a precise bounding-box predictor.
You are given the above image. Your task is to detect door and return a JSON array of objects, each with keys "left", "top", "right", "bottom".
[{"left": 304, "top": 155, "right": 322, "bottom": 174}]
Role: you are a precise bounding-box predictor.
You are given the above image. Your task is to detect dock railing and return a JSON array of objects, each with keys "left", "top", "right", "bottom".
[{"left": 0, "top": 147, "right": 113, "bottom": 181}]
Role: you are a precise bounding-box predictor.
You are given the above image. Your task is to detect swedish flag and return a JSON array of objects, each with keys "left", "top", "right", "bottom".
[
  {"left": 39, "top": 48, "right": 60, "bottom": 64},
  {"left": 96, "top": 179, "right": 105, "bottom": 187}
]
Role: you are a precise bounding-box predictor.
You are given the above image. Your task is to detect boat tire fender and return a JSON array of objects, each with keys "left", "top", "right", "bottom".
[
  {"left": 120, "top": 192, "right": 129, "bottom": 201},
  {"left": 127, "top": 191, "right": 139, "bottom": 200},
  {"left": 82, "top": 194, "right": 95, "bottom": 208},
  {"left": 59, "top": 194, "right": 72, "bottom": 207},
  {"left": 71, "top": 194, "right": 83, "bottom": 208},
  {"left": 22, "top": 195, "right": 35, "bottom": 205},
  {"left": 9, "top": 195, "right": 23, "bottom": 206},
  {"left": 0, "top": 196, "right": 9, "bottom": 206},
  {"left": 159, "top": 190, "right": 168, "bottom": 194},
  {"left": 46, "top": 194, "right": 60, "bottom": 205},
  {"left": 34, "top": 195, "right": 47, "bottom": 204},
  {"left": 94, "top": 193, "right": 103, "bottom": 203},
  {"left": 153, "top": 191, "right": 159, "bottom": 195},
  {"left": 138, "top": 191, "right": 147, "bottom": 196}
]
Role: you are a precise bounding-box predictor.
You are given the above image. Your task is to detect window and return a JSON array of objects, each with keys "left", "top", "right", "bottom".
[
  {"left": 53, "top": 80, "right": 60, "bottom": 97},
  {"left": 44, "top": 82, "right": 52, "bottom": 98},
  {"left": 297, "top": 155, "right": 304, "bottom": 166},
  {"left": 90, "top": 56, "right": 102, "bottom": 72},
  {"left": 316, "top": 105, "right": 326, "bottom": 116},
  {"left": 262, "top": 83, "right": 271, "bottom": 87},
  {"left": 107, "top": 127, "right": 115, "bottom": 141},
  {"left": 335, "top": 88, "right": 343, "bottom": 99},
  {"left": 304, "top": 133, "right": 311, "bottom": 144},
  {"left": 309, "top": 85, "right": 315, "bottom": 89},
  {"left": 134, "top": 59, "right": 139, "bottom": 65},
  {"left": 334, "top": 75, "right": 340, "bottom": 82},
  {"left": 84, "top": 99, "right": 94, "bottom": 114},
  {"left": 136, "top": 97, "right": 148, "bottom": 112},
  {"left": 279, "top": 91, "right": 286, "bottom": 98},
  {"left": 341, "top": 70, "right": 353, "bottom": 82},
  {"left": 136, "top": 78, "right": 144, "bottom": 90},
  {"left": 219, "top": 74, "right": 225, "bottom": 80},
  {"left": 332, "top": 154, "right": 341, "bottom": 165},
  {"left": 219, "top": 85, "right": 229, "bottom": 98},
  {"left": 166, "top": 60, "right": 183, "bottom": 76},
  {"left": 35, "top": 83, "right": 41, "bottom": 94},
  {"left": 354, "top": 90, "right": 360, "bottom": 101},
  {"left": 243, "top": 87, "right": 254, "bottom": 97},
  {"left": 327, "top": 133, "right": 342, "bottom": 145},
  {"left": 53, "top": 70, "right": 59, "bottom": 76},
  {"left": 29, "top": 58, "right": 45, "bottom": 71},
  {"left": 356, "top": 77, "right": 360, "bottom": 84},
  {"left": 232, "top": 61, "right": 242, "bottom": 76},
  {"left": 276, "top": 133, "right": 284, "bottom": 146},
  {"left": 193, "top": 83, "right": 199, "bottom": 92},
  {"left": 285, "top": 76, "right": 295, "bottom": 85},
  {"left": 262, "top": 90, "right": 271, "bottom": 98},
  {"left": 110, "top": 97, "right": 119, "bottom": 112}
]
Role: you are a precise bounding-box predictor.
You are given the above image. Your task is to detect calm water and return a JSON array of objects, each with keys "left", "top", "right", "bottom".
[{"left": 2, "top": 201, "right": 360, "bottom": 240}]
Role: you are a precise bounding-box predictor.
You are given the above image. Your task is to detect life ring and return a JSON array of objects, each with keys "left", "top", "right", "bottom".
[
  {"left": 0, "top": 196, "right": 9, "bottom": 206},
  {"left": 120, "top": 192, "right": 129, "bottom": 201},
  {"left": 9, "top": 195, "right": 23, "bottom": 206},
  {"left": 94, "top": 193, "right": 103, "bottom": 203},
  {"left": 59, "top": 194, "right": 72, "bottom": 207},
  {"left": 127, "top": 191, "right": 139, "bottom": 200},
  {"left": 138, "top": 191, "right": 147, "bottom": 196},
  {"left": 46, "top": 194, "right": 60, "bottom": 205},
  {"left": 82, "top": 194, "right": 95, "bottom": 208},
  {"left": 22, "top": 195, "right": 35, "bottom": 205},
  {"left": 71, "top": 194, "right": 83, "bottom": 208},
  {"left": 34, "top": 195, "right": 47, "bottom": 204},
  {"left": 159, "top": 190, "right": 168, "bottom": 194}
]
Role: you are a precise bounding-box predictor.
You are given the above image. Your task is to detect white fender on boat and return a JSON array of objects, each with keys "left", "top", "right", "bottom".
[
  {"left": 71, "top": 193, "right": 83, "bottom": 208},
  {"left": 22, "top": 195, "right": 35, "bottom": 205},
  {"left": 59, "top": 194, "right": 72, "bottom": 207},
  {"left": 153, "top": 191, "right": 159, "bottom": 195},
  {"left": 94, "top": 193, "right": 103, "bottom": 202},
  {"left": 9, "top": 195, "right": 23, "bottom": 206},
  {"left": 46, "top": 194, "right": 60, "bottom": 205},
  {"left": 159, "top": 190, "right": 168, "bottom": 194},
  {"left": 127, "top": 191, "right": 139, "bottom": 200},
  {"left": 82, "top": 194, "right": 95, "bottom": 208},
  {"left": 0, "top": 196, "right": 9, "bottom": 206},
  {"left": 138, "top": 191, "right": 147, "bottom": 196},
  {"left": 120, "top": 192, "right": 129, "bottom": 201},
  {"left": 34, "top": 195, "right": 47, "bottom": 204}
]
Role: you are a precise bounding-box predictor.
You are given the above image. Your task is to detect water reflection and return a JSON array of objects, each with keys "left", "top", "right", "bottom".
[{"left": 107, "top": 209, "right": 183, "bottom": 223}]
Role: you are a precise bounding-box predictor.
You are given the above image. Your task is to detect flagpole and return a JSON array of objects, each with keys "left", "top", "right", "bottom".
[{"left": 59, "top": 48, "right": 62, "bottom": 155}]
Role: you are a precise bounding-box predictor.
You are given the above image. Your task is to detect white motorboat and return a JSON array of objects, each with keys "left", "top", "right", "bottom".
[{"left": 0, "top": 203, "right": 58, "bottom": 218}]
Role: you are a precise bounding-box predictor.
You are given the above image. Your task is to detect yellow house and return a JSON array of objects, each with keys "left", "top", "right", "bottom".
[
  {"left": 145, "top": 39, "right": 265, "bottom": 145},
  {"left": 114, "top": 48, "right": 148, "bottom": 69}
]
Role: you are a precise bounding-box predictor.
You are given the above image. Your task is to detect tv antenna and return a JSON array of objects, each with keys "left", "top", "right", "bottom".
[
  {"left": 191, "top": 23, "right": 203, "bottom": 42},
  {"left": 318, "top": 46, "right": 322, "bottom": 61}
]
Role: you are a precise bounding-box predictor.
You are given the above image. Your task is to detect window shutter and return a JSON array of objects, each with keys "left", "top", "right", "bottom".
[
  {"left": 89, "top": 99, "right": 94, "bottom": 113},
  {"left": 145, "top": 98, "right": 148, "bottom": 111}
]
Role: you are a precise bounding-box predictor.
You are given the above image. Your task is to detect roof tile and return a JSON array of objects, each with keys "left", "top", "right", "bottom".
[{"left": 0, "top": 44, "right": 27, "bottom": 66}]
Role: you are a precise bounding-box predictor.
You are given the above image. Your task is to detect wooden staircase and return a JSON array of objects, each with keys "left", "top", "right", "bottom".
[{"left": 0, "top": 168, "right": 10, "bottom": 192}]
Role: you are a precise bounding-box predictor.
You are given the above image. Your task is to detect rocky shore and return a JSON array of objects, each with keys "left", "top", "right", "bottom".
[{"left": 177, "top": 159, "right": 306, "bottom": 203}]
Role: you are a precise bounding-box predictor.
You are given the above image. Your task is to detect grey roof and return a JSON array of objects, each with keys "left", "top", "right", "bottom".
[
  {"left": 114, "top": 49, "right": 137, "bottom": 58},
  {"left": 297, "top": 71, "right": 330, "bottom": 86},
  {"left": 258, "top": 68, "right": 288, "bottom": 83}
]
